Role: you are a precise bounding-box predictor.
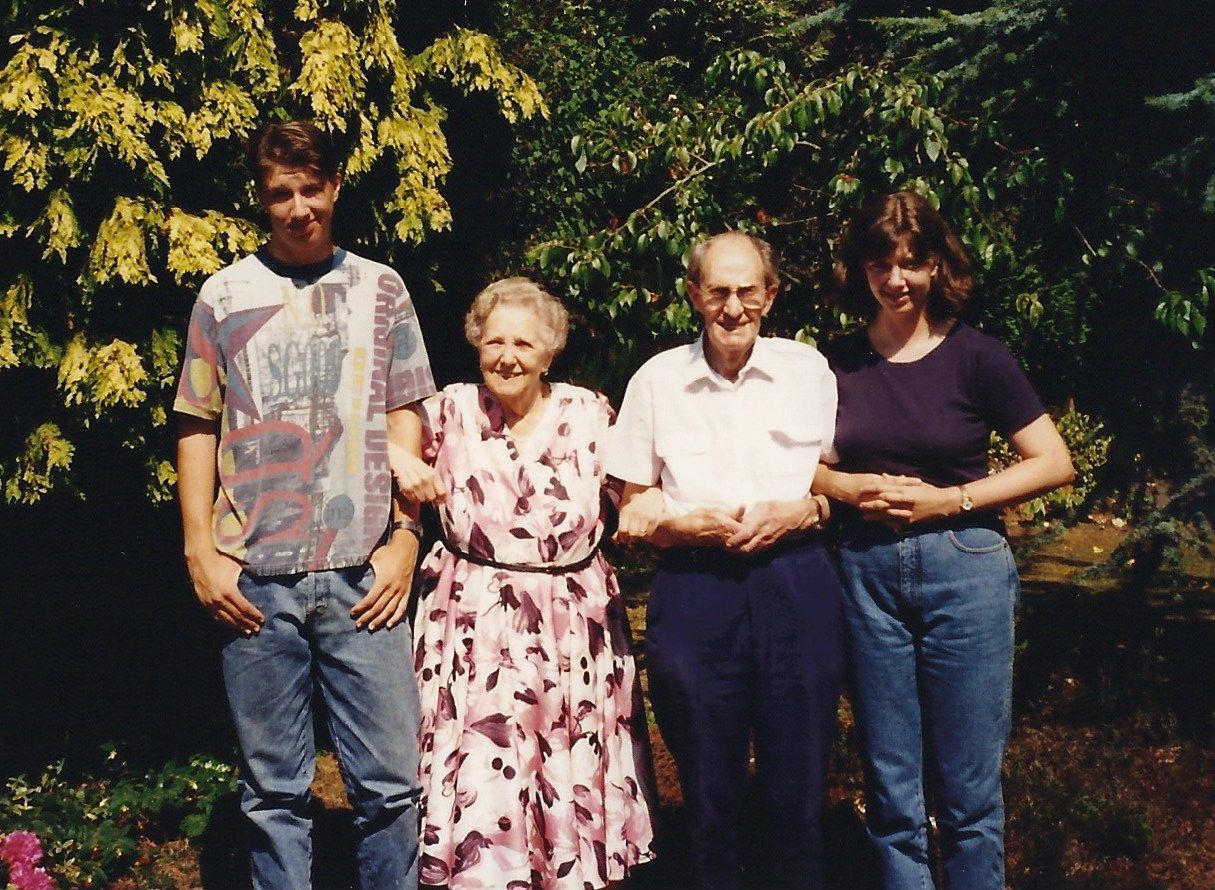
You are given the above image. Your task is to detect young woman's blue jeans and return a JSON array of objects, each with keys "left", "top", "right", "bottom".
[
  {"left": 838, "top": 526, "right": 1018, "bottom": 890},
  {"left": 222, "top": 565, "right": 421, "bottom": 890}
]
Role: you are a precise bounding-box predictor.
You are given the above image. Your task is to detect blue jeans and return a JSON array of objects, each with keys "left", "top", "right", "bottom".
[
  {"left": 223, "top": 565, "right": 421, "bottom": 890},
  {"left": 838, "top": 526, "right": 1018, "bottom": 890}
]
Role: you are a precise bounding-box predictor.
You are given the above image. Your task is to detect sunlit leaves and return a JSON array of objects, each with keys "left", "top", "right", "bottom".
[
  {"left": 58, "top": 62, "right": 170, "bottom": 185},
  {"left": 1, "top": 423, "right": 74, "bottom": 504},
  {"left": 294, "top": 20, "right": 366, "bottom": 127},
  {"left": 165, "top": 210, "right": 262, "bottom": 280},
  {"left": 87, "top": 197, "right": 161, "bottom": 286},
  {"left": 2, "top": 133, "right": 50, "bottom": 190},
  {"left": 0, "top": 1, "right": 542, "bottom": 501},
  {"left": 417, "top": 29, "right": 546, "bottom": 124},
  {"left": 0, "top": 276, "right": 36, "bottom": 369},
  {"left": 31, "top": 188, "right": 80, "bottom": 261},
  {"left": 0, "top": 39, "right": 60, "bottom": 117},
  {"left": 180, "top": 81, "right": 259, "bottom": 158}
]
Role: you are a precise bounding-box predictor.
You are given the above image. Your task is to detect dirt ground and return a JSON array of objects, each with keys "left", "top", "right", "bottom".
[{"left": 126, "top": 519, "right": 1215, "bottom": 889}]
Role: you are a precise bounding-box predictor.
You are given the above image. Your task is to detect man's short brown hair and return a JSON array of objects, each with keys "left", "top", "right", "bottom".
[{"left": 246, "top": 120, "right": 340, "bottom": 188}]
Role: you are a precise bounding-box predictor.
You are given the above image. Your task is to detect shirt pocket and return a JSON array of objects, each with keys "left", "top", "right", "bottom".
[
  {"left": 765, "top": 423, "right": 822, "bottom": 490},
  {"left": 654, "top": 432, "right": 712, "bottom": 497}
]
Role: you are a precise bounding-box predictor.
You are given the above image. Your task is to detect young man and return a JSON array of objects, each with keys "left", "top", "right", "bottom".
[{"left": 175, "top": 120, "right": 435, "bottom": 889}]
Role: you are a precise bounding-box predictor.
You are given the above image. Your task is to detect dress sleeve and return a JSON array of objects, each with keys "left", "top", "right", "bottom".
[
  {"left": 975, "top": 337, "right": 1047, "bottom": 437},
  {"left": 173, "top": 297, "right": 224, "bottom": 420},
  {"left": 588, "top": 390, "right": 622, "bottom": 509},
  {"left": 382, "top": 271, "right": 437, "bottom": 410},
  {"left": 603, "top": 369, "right": 662, "bottom": 487},
  {"left": 416, "top": 390, "right": 450, "bottom": 464}
]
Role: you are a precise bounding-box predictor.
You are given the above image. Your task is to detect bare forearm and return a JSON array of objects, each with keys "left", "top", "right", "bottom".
[
  {"left": 650, "top": 513, "right": 708, "bottom": 548},
  {"left": 961, "top": 414, "right": 1074, "bottom": 514},
  {"left": 177, "top": 418, "right": 220, "bottom": 555},
  {"left": 812, "top": 463, "right": 865, "bottom": 506},
  {"left": 618, "top": 481, "right": 745, "bottom": 548},
  {"left": 810, "top": 415, "right": 1075, "bottom": 526},
  {"left": 387, "top": 406, "right": 425, "bottom": 520},
  {"left": 959, "top": 453, "right": 1075, "bottom": 514}
]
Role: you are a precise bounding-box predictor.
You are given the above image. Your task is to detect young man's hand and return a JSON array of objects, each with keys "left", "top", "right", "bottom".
[
  {"left": 352, "top": 529, "right": 421, "bottom": 631},
  {"left": 186, "top": 546, "right": 263, "bottom": 634}
]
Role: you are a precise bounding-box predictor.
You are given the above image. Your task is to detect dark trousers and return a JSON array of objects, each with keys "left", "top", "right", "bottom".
[{"left": 646, "top": 540, "right": 844, "bottom": 890}]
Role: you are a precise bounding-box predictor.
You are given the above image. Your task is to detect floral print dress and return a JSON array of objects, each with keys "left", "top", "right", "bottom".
[{"left": 413, "top": 382, "right": 655, "bottom": 889}]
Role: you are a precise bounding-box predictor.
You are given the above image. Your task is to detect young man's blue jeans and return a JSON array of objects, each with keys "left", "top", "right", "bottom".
[
  {"left": 222, "top": 565, "right": 421, "bottom": 890},
  {"left": 838, "top": 526, "right": 1018, "bottom": 890}
]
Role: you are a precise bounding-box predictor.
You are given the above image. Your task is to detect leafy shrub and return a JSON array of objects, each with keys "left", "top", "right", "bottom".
[
  {"left": 989, "top": 403, "right": 1112, "bottom": 521},
  {"left": 1073, "top": 793, "right": 1154, "bottom": 860},
  {"left": 0, "top": 751, "right": 236, "bottom": 888}
]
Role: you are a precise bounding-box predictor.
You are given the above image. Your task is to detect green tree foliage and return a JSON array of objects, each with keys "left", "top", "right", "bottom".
[
  {"left": 0, "top": 0, "right": 543, "bottom": 503},
  {"left": 494, "top": 1, "right": 1211, "bottom": 528},
  {"left": 491, "top": 1, "right": 1048, "bottom": 399},
  {"left": 863, "top": 0, "right": 1214, "bottom": 532}
]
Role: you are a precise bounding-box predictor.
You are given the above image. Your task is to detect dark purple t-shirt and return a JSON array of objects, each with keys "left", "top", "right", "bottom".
[{"left": 824, "top": 322, "right": 1045, "bottom": 529}]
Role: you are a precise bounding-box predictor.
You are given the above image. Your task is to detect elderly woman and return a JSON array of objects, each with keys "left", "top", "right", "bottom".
[
  {"left": 814, "top": 192, "right": 1074, "bottom": 890},
  {"left": 392, "top": 278, "right": 654, "bottom": 890}
]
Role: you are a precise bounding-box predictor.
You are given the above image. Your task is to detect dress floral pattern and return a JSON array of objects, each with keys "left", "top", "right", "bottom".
[{"left": 413, "top": 382, "right": 655, "bottom": 889}]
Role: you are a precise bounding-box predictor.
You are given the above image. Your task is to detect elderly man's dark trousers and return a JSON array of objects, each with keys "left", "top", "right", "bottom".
[{"left": 645, "top": 540, "right": 844, "bottom": 890}]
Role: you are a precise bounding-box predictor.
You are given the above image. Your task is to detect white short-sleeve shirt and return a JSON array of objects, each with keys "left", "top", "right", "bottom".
[{"left": 605, "top": 336, "right": 837, "bottom": 515}]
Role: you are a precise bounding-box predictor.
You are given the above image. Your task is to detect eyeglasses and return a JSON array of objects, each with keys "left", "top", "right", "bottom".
[{"left": 698, "top": 285, "right": 770, "bottom": 311}]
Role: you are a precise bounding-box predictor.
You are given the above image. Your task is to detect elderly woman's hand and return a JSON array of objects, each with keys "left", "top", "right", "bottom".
[
  {"left": 388, "top": 442, "right": 448, "bottom": 504},
  {"left": 615, "top": 485, "right": 667, "bottom": 543}
]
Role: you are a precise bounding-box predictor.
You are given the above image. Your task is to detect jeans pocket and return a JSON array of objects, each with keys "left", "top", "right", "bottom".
[
  {"left": 945, "top": 526, "right": 1008, "bottom": 554},
  {"left": 341, "top": 561, "right": 376, "bottom": 595}
]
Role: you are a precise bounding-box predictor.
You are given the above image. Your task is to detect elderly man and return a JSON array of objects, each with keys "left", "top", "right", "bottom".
[{"left": 607, "top": 231, "right": 844, "bottom": 889}]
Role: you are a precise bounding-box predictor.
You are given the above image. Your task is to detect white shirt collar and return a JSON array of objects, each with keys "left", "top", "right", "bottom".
[{"left": 684, "top": 335, "right": 778, "bottom": 389}]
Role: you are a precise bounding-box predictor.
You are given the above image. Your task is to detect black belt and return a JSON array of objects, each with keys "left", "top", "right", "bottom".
[{"left": 438, "top": 530, "right": 602, "bottom": 576}]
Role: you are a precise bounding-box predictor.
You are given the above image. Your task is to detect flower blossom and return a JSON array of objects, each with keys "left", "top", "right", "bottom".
[
  {"left": 0, "top": 830, "right": 43, "bottom": 866},
  {"left": 7, "top": 860, "right": 55, "bottom": 890},
  {"left": 1, "top": 831, "right": 54, "bottom": 890}
]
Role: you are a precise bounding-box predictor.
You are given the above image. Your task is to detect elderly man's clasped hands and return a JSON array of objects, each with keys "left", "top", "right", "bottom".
[{"left": 615, "top": 487, "right": 833, "bottom": 553}]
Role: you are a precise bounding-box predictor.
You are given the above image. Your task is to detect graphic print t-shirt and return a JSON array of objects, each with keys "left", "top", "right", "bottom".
[{"left": 174, "top": 249, "right": 436, "bottom": 576}]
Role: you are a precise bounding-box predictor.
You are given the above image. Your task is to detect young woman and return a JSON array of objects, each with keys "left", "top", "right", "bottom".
[{"left": 815, "top": 192, "right": 1074, "bottom": 890}]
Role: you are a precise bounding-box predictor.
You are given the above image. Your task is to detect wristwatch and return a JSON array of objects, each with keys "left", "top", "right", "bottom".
[
  {"left": 958, "top": 485, "right": 974, "bottom": 512},
  {"left": 805, "top": 495, "right": 828, "bottom": 531},
  {"left": 390, "top": 516, "right": 424, "bottom": 538}
]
